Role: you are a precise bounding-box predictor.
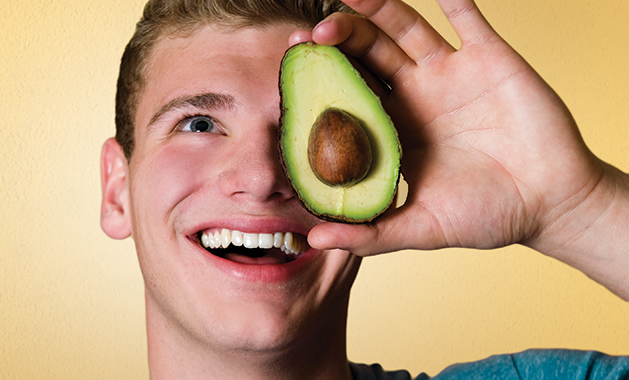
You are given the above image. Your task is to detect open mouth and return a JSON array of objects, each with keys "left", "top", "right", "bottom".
[{"left": 197, "top": 229, "right": 310, "bottom": 264}]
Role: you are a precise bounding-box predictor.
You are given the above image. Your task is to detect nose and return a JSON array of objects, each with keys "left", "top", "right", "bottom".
[{"left": 218, "top": 122, "right": 294, "bottom": 206}]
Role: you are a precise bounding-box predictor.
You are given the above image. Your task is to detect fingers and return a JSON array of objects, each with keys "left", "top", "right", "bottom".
[
  {"left": 288, "top": 29, "right": 313, "bottom": 47},
  {"left": 311, "top": 0, "right": 459, "bottom": 84},
  {"left": 336, "top": 0, "right": 455, "bottom": 64},
  {"left": 434, "top": 0, "right": 498, "bottom": 45},
  {"left": 311, "top": 0, "right": 501, "bottom": 83},
  {"left": 312, "top": 12, "right": 412, "bottom": 83}
]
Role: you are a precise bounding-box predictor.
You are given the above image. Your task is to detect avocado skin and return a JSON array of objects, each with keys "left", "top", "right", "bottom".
[{"left": 278, "top": 42, "right": 402, "bottom": 224}]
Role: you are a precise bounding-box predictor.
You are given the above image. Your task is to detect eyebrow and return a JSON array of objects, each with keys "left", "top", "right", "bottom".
[{"left": 148, "top": 92, "right": 236, "bottom": 127}]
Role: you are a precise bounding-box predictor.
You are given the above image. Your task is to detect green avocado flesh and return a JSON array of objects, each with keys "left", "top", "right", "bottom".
[{"left": 279, "top": 42, "right": 402, "bottom": 223}]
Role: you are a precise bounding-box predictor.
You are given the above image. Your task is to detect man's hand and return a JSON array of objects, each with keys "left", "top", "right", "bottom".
[{"left": 295, "top": 0, "right": 629, "bottom": 300}]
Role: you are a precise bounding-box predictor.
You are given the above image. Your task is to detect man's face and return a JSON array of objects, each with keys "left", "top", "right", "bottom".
[{"left": 120, "top": 23, "right": 361, "bottom": 352}]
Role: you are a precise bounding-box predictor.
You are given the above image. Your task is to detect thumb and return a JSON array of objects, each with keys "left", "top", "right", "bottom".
[{"left": 308, "top": 205, "right": 445, "bottom": 256}]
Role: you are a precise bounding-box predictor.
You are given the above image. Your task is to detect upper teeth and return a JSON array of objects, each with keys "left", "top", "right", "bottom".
[{"left": 200, "top": 229, "right": 309, "bottom": 256}]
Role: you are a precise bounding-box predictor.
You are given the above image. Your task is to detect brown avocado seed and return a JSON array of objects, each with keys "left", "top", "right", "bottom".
[{"left": 308, "top": 108, "right": 373, "bottom": 187}]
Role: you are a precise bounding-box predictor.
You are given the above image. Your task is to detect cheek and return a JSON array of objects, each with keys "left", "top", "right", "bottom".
[{"left": 131, "top": 140, "right": 219, "bottom": 225}]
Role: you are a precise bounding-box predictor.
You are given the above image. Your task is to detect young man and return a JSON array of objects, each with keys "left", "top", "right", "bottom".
[{"left": 100, "top": 0, "right": 629, "bottom": 378}]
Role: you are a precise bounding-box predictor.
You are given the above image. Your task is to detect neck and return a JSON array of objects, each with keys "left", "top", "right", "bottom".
[{"left": 144, "top": 293, "right": 354, "bottom": 380}]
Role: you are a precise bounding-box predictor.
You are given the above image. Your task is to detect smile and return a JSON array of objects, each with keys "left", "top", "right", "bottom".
[{"left": 198, "top": 229, "right": 310, "bottom": 263}]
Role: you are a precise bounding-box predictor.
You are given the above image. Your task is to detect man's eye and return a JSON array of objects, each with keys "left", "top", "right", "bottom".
[{"left": 181, "top": 116, "right": 215, "bottom": 133}]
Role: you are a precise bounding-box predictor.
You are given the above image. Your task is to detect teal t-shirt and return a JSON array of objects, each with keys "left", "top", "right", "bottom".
[{"left": 350, "top": 350, "right": 629, "bottom": 380}]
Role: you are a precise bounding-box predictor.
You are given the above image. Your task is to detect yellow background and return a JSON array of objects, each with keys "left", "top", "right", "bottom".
[{"left": 1, "top": 0, "right": 627, "bottom": 378}]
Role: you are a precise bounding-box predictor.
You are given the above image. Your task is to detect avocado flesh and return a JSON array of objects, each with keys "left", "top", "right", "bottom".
[{"left": 279, "top": 42, "right": 402, "bottom": 223}]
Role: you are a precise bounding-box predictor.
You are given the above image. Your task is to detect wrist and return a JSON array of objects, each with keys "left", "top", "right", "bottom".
[{"left": 526, "top": 161, "right": 629, "bottom": 299}]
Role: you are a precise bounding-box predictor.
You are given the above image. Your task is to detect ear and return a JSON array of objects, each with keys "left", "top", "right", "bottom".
[{"left": 100, "top": 138, "right": 132, "bottom": 239}]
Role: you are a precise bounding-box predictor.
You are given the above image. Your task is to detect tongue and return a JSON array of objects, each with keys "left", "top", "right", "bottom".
[{"left": 223, "top": 249, "right": 289, "bottom": 265}]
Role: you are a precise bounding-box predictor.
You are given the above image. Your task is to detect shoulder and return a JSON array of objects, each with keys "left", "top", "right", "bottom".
[
  {"left": 351, "top": 350, "right": 629, "bottom": 380},
  {"left": 434, "top": 349, "right": 629, "bottom": 380},
  {"left": 350, "top": 362, "right": 429, "bottom": 380}
]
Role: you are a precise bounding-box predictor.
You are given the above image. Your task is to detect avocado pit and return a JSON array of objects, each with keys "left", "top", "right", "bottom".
[{"left": 307, "top": 108, "right": 372, "bottom": 187}]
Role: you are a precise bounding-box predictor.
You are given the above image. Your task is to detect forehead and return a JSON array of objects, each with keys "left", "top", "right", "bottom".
[{"left": 135, "top": 23, "right": 297, "bottom": 131}]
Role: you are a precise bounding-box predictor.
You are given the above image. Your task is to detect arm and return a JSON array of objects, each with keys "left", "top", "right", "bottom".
[{"left": 298, "top": 0, "right": 629, "bottom": 300}]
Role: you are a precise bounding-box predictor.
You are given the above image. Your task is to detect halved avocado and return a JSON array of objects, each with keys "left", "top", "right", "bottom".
[{"left": 279, "top": 42, "right": 401, "bottom": 223}]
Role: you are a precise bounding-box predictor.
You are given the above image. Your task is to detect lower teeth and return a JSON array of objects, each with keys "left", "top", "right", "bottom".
[{"left": 203, "top": 245, "right": 296, "bottom": 263}]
